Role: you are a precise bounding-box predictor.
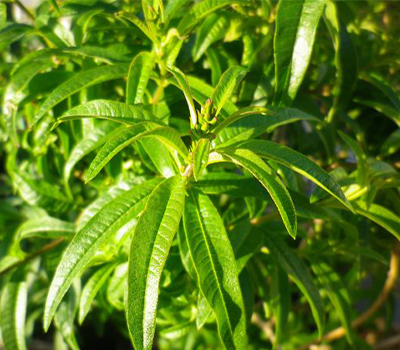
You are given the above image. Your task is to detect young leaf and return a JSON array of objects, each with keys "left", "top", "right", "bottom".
[
  {"left": 127, "top": 176, "right": 186, "bottom": 350},
  {"left": 183, "top": 189, "right": 247, "bottom": 350},
  {"left": 213, "top": 107, "right": 320, "bottom": 148},
  {"left": 166, "top": 65, "right": 197, "bottom": 127},
  {"left": 57, "top": 100, "right": 152, "bottom": 126},
  {"left": 232, "top": 140, "right": 351, "bottom": 211},
  {"left": 127, "top": 52, "right": 156, "bottom": 104},
  {"left": 222, "top": 149, "right": 297, "bottom": 238},
  {"left": 211, "top": 66, "right": 248, "bottom": 116},
  {"left": 274, "top": 0, "right": 326, "bottom": 106},
  {"left": 193, "top": 12, "right": 229, "bottom": 62},
  {"left": 34, "top": 64, "right": 129, "bottom": 126},
  {"left": 177, "top": 0, "right": 236, "bottom": 35},
  {"left": 192, "top": 138, "right": 211, "bottom": 181},
  {"left": 0, "top": 278, "right": 28, "bottom": 350},
  {"left": 78, "top": 262, "right": 118, "bottom": 324},
  {"left": 324, "top": 0, "right": 358, "bottom": 122},
  {"left": 261, "top": 229, "right": 325, "bottom": 336},
  {"left": 43, "top": 179, "right": 161, "bottom": 331}
]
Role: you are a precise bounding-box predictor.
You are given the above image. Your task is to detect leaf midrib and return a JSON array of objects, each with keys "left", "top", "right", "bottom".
[{"left": 188, "top": 191, "right": 235, "bottom": 344}]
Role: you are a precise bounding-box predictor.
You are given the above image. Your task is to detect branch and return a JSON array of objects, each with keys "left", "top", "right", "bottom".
[{"left": 0, "top": 238, "right": 64, "bottom": 277}]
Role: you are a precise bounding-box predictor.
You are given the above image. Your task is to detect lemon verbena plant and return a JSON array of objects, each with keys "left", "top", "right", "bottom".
[{"left": 1, "top": 1, "right": 400, "bottom": 350}]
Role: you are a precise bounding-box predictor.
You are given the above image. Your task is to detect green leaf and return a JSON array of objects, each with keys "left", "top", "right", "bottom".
[
  {"left": 177, "top": 0, "right": 237, "bottom": 35},
  {"left": 64, "top": 123, "right": 120, "bottom": 184},
  {"left": 78, "top": 262, "right": 118, "bottom": 324},
  {"left": 127, "top": 52, "right": 156, "bottom": 104},
  {"left": 222, "top": 149, "right": 297, "bottom": 238},
  {"left": 194, "top": 172, "right": 266, "bottom": 199},
  {"left": 192, "top": 138, "right": 211, "bottom": 181},
  {"left": 11, "top": 172, "right": 72, "bottom": 213},
  {"left": 0, "top": 3, "right": 6, "bottom": 30},
  {"left": 261, "top": 229, "right": 325, "bottom": 336},
  {"left": 213, "top": 107, "right": 320, "bottom": 148},
  {"left": 86, "top": 123, "right": 188, "bottom": 182},
  {"left": 17, "top": 217, "right": 75, "bottom": 241},
  {"left": 232, "top": 140, "right": 351, "bottom": 210},
  {"left": 116, "top": 12, "right": 158, "bottom": 44},
  {"left": 107, "top": 262, "right": 128, "bottom": 310},
  {"left": 269, "top": 265, "right": 290, "bottom": 347},
  {"left": 353, "top": 201, "right": 400, "bottom": 241},
  {"left": 127, "top": 176, "right": 186, "bottom": 350},
  {"left": 57, "top": 100, "right": 152, "bottom": 126},
  {"left": 43, "top": 179, "right": 161, "bottom": 331},
  {"left": 274, "top": 0, "right": 326, "bottom": 106},
  {"left": 324, "top": 0, "right": 358, "bottom": 122},
  {"left": 193, "top": 13, "right": 229, "bottom": 62},
  {"left": 48, "top": 0, "right": 61, "bottom": 16},
  {"left": 183, "top": 189, "right": 247, "bottom": 350},
  {"left": 166, "top": 65, "right": 198, "bottom": 127},
  {"left": 211, "top": 66, "right": 248, "bottom": 116},
  {"left": 0, "top": 277, "right": 27, "bottom": 350},
  {"left": 381, "top": 130, "right": 400, "bottom": 157},
  {"left": 338, "top": 131, "right": 368, "bottom": 186},
  {"left": 310, "top": 260, "right": 352, "bottom": 342},
  {"left": 34, "top": 64, "right": 129, "bottom": 126},
  {"left": 54, "top": 281, "right": 81, "bottom": 350}
]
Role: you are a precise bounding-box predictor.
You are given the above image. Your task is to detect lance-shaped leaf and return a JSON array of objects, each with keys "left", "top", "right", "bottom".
[
  {"left": 57, "top": 100, "right": 152, "bottom": 126},
  {"left": 86, "top": 123, "right": 188, "bottom": 182},
  {"left": 12, "top": 172, "right": 72, "bottom": 213},
  {"left": 353, "top": 201, "right": 400, "bottom": 241},
  {"left": 183, "top": 189, "right": 247, "bottom": 349},
  {"left": 43, "top": 179, "right": 161, "bottom": 331},
  {"left": 213, "top": 107, "right": 320, "bottom": 148},
  {"left": 167, "top": 65, "right": 197, "bottom": 127},
  {"left": 0, "top": 277, "right": 28, "bottom": 350},
  {"left": 194, "top": 173, "right": 266, "bottom": 199},
  {"left": 232, "top": 140, "right": 351, "bottom": 210},
  {"left": 338, "top": 131, "right": 368, "bottom": 187},
  {"left": 79, "top": 262, "right": 118, "bottom": 324},
  {"left": 127, "top": 52, "right": 156, "bottom": 104},
  {"left": 269, "top": 264, "right": 290, "bottom": 347},
  {"left": 222, "top": 149, "right": 297, "bottom": 238},
  {"left": 192, "top": 138, "right": 211, "bottom": 181},
  {"left": 34, "top": 63, "right": 129, "bottom": 126},
  {"left": 274, "top": 0, "right": 326, "bottom": 106},
  {"left": 261, "top": 229, "right": 325, "bottom": 336},
  {"left": 211, "top": 66, "right": 248, "bottom": 116},
  {"left": 311, "top": 260, "right": 352, "bottom": 342},
  {"left": 127, "top": 176, "right": 186, "bottom": 350},
  {"left": 17, "top": 217, "right": 75, "bottom": 241},
  {"left": 177, "top": 0, "right": 237, "bottom": 35},
  {"left": 193, "top": 12, "right": 229, "bottom": 62},
  {"left": 64, "top": 123, "right": 120, "bottom": 184},
  {"left": 324, "top": 0, "right": 358, "bottom": 121}
]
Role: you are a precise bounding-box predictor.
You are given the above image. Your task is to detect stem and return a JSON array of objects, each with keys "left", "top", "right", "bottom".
[
  {"left": 13, "top": 0, "right": 35, "bottom": 21},
  {"left": 297, "top": 242, "right": 400, "bottom": 350},
  {"left": 152, "top": 79, "right": 165, "bottom": 105},
  {"left": 0, "top": 238, "right": 64, "bottom": 277}
]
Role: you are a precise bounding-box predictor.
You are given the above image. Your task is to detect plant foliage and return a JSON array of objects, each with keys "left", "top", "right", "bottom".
[{"left": 1, "top": 1, "right": 400, "bottom": 350}]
